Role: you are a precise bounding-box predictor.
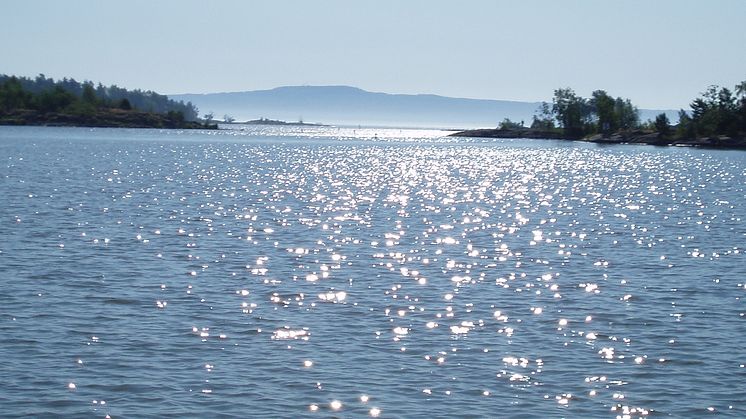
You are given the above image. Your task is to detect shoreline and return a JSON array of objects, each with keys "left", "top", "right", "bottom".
[
  {"left": 0, "top": 109, "right": 217, "bottom": 130},
  {"left": 450, "top": 128, "right": 746, "bottom": 149}
]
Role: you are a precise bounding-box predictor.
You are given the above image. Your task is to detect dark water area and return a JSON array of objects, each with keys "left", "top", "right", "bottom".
[{"left": 1, "top": 125, "right": 745, "bottom": 418}]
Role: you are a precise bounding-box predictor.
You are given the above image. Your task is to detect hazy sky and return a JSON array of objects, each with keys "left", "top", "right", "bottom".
[{"left": 2, "top": 0, "right": 745, "bottom": 109}]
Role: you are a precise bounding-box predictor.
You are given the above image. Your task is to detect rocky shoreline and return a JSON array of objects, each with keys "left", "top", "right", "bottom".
[
  {"left": 0, "top": 109, "right": 217, "bottom": 130},
  {"left": 450, "top": 128, "right": 746, "bottom": 149}
]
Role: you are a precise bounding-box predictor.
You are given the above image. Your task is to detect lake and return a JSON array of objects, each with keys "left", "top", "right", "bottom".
[{"left": 1, "top": 125, "right": 744, "bottom": 418}]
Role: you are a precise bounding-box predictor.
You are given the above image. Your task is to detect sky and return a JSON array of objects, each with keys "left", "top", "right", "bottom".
[{"left": 2, "top": 0, "right": 745, "bottom": 109}]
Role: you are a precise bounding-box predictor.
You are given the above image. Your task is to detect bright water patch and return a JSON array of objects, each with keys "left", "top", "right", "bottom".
[{"left": 1, "top": 125, "right": 745, "bottom": 417}]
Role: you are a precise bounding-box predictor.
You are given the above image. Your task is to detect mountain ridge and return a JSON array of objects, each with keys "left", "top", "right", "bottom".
[
  {"left": 171, "top": 85, "right": 677, "bottom": 129},
  {"left": 179, "top": 85, "right": 537, "bottom": 104}
]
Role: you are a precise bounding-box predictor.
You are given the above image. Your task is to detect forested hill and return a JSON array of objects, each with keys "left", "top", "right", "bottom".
[{"left": 0, "top": 74, "right": 198, "bottom": 121}]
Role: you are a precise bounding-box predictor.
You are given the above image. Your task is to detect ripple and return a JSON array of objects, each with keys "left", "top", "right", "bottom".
[{"left": 1, "top": 126, "right": 745, "bottom": 417}]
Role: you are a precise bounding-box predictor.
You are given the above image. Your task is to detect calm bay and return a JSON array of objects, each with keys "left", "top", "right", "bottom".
[{"left": 1, "top": 125, "right": 744, "bottom": 418}]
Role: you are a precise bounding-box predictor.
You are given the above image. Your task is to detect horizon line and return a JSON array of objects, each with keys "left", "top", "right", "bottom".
[{"left": 169, "top": 84, "right": 681, "bottom": 111}]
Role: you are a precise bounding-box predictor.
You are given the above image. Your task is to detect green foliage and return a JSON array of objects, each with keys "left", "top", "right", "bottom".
[
  {"left": 167, "top": 110, "right": 185, "bottom": 123},
  {"left": 118, "top": 98, "right": 132, "bottom": 110},
  {"left": 82, "top": 83, "right": 97, "bottom": 105},
  {"left": 498, "top": 118, "right": 523, "bottom": 130},
  {"left": 534, "top": 87, "right": 640, "bottom": 137},
  {"left": 654, "top": 113, "right": 671, "bottom": 137},
  {"left": 34, "top": 86, "right": 76, "bottom": 113},
  {"left": 530, "top": 116, "right": 554, "bottom": 130},
  {"left": 685, "top": 83, "right": 744, "bottom": 137},
  {"left": 551, "top": 88, "right": 590, "bottom": 137},
  {"left": 590, "top": 90, "right": 617, "bottom": 133},
  {"left": 0, "top": 77, "right": 32, "bottom": 112},
  {"left": 531, "top": 102, "right": 555, "bottom": 130},
  {"left": 613, "top": 98, "right": 639, "bottom": 130},
  {"left": 736, "top": 81, "right": 746, "bottom": 98},
  {"left": 0, "top": 73, "right": 199, "bottom": 121},
  {"left": 92, "top": 83, "right": 198, "bottom": 120},
  {"left": 676, "top": 109, "right": 695, "bottom": 138}
]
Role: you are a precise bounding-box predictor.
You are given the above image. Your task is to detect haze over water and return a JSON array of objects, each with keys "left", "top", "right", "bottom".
[{"left": 1, "top": 125, "right": 745, "bottom": 418}]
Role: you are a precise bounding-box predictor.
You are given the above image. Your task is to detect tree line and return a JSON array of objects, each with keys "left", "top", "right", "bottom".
[
  {"left": 525, "top": 89, "right": 641, "bottom": 138},
  {"left": 0, "top": 74, "right": 199, "bottom": 121},
  {"left": 672, "top": 82, "right": 746, "bottom": 139},
  {"left": 516, "top": 81, "right": 746, "bottom": 140}
]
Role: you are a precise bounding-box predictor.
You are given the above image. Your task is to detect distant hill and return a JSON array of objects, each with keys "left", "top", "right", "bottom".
[{"left": 171, "top": 85, "right": 678, "bottom": 129}]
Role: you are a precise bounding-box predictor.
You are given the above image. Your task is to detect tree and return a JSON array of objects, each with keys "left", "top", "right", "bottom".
[
  {"left": 717, "top": 87, "right": 739, "bottom": 135},
  {"left": 737, "top": 81, "right": 746, "bottom": 132},
  {"left": 552, "top": 88, "right": 589, "bottom": 137},
  {"left": 530, "top": 115, "right": 554, "bottom": 130},
  {"left": 118, "top": 98, "right": 132, "bottom": 110},
  {"left": 690, "top": 97, "right": 709, "bottom": 120},
  {"left": 531, "top": 102, "right": 555, "bottom": 130},
  {"left": 676, "top": 109, "right": 695, "bottom": 139},
  {"left": 223, "top": 114, "right": 235, "bottom": 123},
  {"left": 735, "top": 81, "right": 746, "bottom": 99},
  {"left": 683, "top": 81, "right": 746, "bottom": 136},
  {"left": 590, "top": 90, "right": 617, "bottom": 134},
  {"left": 614, "top": 97, "right": 639, "bottom": 130},
  {"left": 0, "top": 73, "right": 205, "bottom": 124},
  {"left": 688, "top": 85, "right": 739, "bottom": 136},
  {"left": 0, "top": 77, "right": 32, "bottom": 112},
  {"left": 82, "top": 83, "right": 97, "bottom": 105},
  {"left": 184, "top": 101, "right": 198, "bottom": 121},
  {"left": 204, "top": 111, "right": 214, "bottom": 123},
  {"left": 498, "top": 118, "right": 523, "bottom": 130},
  {"left": 35, "top": 86, "right": 75, "bottom": 112},
  {"left": 167, "top": 110, "right": 185, "bottom": 123},
  {"left": 654, "top": 113, "right": 671, "bottom": 137}
]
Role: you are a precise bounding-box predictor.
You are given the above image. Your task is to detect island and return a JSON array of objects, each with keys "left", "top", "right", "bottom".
[
  {"left": 240, "top": 117, "right": 327, "bottom": 127},
  {"left": 0, "top": 74, "right": 217, "bottom": 129},
  {"left": 451, "top": 83, "right": 746, "bottom": 149}
]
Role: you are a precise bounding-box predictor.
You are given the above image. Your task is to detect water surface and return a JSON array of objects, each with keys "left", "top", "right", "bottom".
[{"left": 1, "top": 125, "right": 744, "bottom": 418}]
